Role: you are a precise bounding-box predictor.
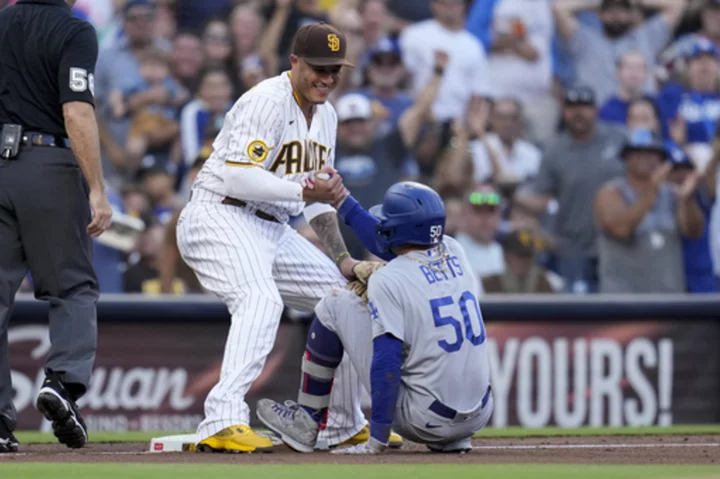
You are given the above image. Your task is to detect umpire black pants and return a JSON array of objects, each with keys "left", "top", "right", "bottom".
[{"left": 0, "top": 145, "right": 99, "bottom": 431}]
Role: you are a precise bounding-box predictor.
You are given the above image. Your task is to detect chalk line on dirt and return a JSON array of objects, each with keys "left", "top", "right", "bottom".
[{"left": 472, "top": 443, "right": 720, "bottom": 451}]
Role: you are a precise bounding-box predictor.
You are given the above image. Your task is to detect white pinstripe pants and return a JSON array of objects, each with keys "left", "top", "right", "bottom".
[{"left": 176, "top": 190, "right": 365, "bottom": 443}]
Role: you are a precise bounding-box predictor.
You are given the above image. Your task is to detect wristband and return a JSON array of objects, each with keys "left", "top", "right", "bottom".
[
  {"left": 335, "top": 251, "right": 350, "bottom": 266},
  {"left": 434, "top": 66, "right": 445, "bottom": 76}
]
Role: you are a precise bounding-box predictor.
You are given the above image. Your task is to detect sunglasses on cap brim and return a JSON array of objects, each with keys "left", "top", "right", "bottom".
[
  {"left": 564, "top": 91, "right": 595, "bottom": 105},
  {"left": 468, "top": 192, "right": 501, "bottom": 207}
]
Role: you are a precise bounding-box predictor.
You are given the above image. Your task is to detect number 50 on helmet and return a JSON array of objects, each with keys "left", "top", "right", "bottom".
[{"left": 369, "top": 182, "right": 447, "bottom": 254}]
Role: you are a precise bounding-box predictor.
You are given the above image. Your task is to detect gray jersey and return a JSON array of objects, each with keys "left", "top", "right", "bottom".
[{"left": 367, "top": 236, "right": 490, "bottom": 413}]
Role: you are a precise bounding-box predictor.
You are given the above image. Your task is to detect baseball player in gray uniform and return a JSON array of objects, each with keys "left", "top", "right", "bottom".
[{"left": 257, "top": 182, "right": 493, "bottom": 454}]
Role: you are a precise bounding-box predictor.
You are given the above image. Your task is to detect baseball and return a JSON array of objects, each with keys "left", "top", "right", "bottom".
[{"left": 303, "top": 171, "right": 332, "bottom": 190}]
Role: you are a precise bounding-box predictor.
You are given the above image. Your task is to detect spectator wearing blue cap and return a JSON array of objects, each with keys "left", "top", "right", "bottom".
[
  {"left": 665, "top": 142, "right": 719, "bottom": 292},
  {"left": 658, "top": 38, "right": 720, "bottom": 168},
  {"left": 594, "top": 129, "right": 705, "bottom": 293},
  {"left": 660, "top": 0, "right": 720, "bottom": 86},
  {"left": 353, "top": 36, "right": 413, "bottom": 139}
]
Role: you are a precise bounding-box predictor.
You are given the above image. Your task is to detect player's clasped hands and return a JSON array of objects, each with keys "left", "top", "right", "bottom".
[{"left": 302, "top": 165, "right": 348, "bottom": 206}]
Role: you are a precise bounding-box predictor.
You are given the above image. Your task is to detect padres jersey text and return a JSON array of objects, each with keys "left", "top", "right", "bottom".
[{"left": 193, "top": 72, "right": 337, "bottom": 222}]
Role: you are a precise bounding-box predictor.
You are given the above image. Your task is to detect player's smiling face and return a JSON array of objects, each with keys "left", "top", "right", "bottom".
[{"left": 291, "top": 56, "right": 341, "bottom": 104}]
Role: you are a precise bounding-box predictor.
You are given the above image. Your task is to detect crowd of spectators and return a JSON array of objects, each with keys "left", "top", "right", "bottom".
[{"left": 8, "top": 0, "right": 720, "bottom": 296}]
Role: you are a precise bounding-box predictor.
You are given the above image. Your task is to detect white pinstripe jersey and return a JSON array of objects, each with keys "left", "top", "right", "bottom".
[{"left": 193, "top": 72, "right": 338, "bottom": 223}]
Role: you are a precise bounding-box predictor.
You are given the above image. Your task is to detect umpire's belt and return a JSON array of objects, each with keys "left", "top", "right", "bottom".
[
  {"left": 222, "top": 196, "right": 280, "bottom": 223},
  {"left": 429, "top": 385, "right": 492, "bottom": 421},
  {"left": 22, "top": 131, "right": 71, "bottom": 149}
]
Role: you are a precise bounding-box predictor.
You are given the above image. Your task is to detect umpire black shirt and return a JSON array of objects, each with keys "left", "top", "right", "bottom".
[{"left": 0, "top": 0, "right": 98, "bottom": 136}]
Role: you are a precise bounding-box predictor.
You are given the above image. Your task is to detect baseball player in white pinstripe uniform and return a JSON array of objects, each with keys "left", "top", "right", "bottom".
[{"left": 176, "top": 23, "right": 396, "bottom": 453}]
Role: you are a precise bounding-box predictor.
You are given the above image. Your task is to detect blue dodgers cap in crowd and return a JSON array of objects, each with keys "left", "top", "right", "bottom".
[
  {"left": 124, "top": 0, "right": 156, "bottom": 14},
  {"left": 621, "top": 128, "right": 667, "bottom": 158},
  {"left": 368, "top": 36, "right": 401, "bottom": 60},
  {"left": 665, "top": 141, "right": 695, "bottom": 168},
  {"left": 688, "top": 37, "right": 720, "bottom": 60}
]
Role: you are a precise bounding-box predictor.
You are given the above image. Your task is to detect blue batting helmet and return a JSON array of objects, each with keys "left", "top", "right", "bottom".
[{"left": 369, "top": 182, "right": 446, "bottom": 254}]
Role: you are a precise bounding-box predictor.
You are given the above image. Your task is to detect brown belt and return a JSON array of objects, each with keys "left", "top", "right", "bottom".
[{"left": 221, "top": 196, "right": 280, "bottom": 223}]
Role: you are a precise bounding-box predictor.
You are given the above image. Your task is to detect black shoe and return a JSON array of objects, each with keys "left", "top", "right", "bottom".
[
  {"left": 0, "top": 418, "right": 18, "bottom": 453},
  {"left": 35, "top": 372, "right": 88, "bottom": 449}
]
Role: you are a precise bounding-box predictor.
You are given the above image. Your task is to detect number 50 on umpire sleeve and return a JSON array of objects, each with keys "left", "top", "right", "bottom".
[
  {"left": 430, "top": 291, "right": 486, "bottom": 353},
  {"left": 58, "top": 24, "right": 99, "bottom": 106}
]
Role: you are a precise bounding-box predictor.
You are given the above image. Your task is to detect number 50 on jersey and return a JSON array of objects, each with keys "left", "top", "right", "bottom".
[{"left": 430, "top": 291, "right": 487, "bottom": 353}]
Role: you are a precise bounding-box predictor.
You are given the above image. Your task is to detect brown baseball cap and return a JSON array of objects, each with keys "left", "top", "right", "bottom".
[
  {"left": 501, "top": 229, "right": 544, "bottom": 257},
  {"left": 291, "top": 22, "right": 354, "bottom": 67}
]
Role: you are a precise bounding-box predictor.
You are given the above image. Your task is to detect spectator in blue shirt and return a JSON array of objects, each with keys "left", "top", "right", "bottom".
[
  {"left": 666, "top": 142, "right": 719, "bottom": 293},
  {"left": 180, "top": 67, "right": 233, "bottom": 169},
  {"left": 659, "top": 38, "right": 720, "bottom": 152},
  {"left": 599, "top": 50, "right": 652, "bottom": 125}
]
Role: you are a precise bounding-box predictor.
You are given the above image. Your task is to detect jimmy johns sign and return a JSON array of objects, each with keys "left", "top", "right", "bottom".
[
  {"left": 8, "top": 319, "right": 718, "bottom": 431},
  {"left": 9, "top": 320, "right": 309, "bottom": 432}
]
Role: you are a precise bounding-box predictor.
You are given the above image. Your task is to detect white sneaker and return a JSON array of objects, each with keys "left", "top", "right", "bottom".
[
  {"left": 427, "top": 437, "right": 472, "bottom": 454},
  {"left": 256, "top": 400, "right": 319, "bottom": 453}
]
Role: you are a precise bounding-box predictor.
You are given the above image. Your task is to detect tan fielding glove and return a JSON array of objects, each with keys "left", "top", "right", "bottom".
[
  {"left": 345, "top": 261, "right": 386, "bottom": 303},
  {"left": 353, "top": 261, "right": 385, "bottom": 284}
]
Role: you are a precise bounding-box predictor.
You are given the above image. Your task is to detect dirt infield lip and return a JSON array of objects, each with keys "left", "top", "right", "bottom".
[
  {"left": 16, "top": 425, "right": 720, "bottom": 445},
  {"left": 2, "top": 434, "right": 719, "bottom": 465}
]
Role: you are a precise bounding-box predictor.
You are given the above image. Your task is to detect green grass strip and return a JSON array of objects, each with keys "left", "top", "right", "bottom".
[{"left": 3, "top": 464, "right": 720, "bottom": 479}]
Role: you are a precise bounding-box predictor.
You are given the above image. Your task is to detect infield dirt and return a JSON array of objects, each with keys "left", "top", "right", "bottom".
[{"left": 2, "top": 435, "right": 719, "bottom": 465}]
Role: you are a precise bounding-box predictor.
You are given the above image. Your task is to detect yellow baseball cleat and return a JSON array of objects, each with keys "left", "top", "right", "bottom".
[
  {"left": 340, "top": 426, "right": 404, "bottom": 449},
  {"left": 195, "top": 425, "right": 274, "bottom": 453}
]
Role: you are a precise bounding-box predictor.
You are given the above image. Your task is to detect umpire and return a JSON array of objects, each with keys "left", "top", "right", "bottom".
[{"left": 0, "top": 0, "right": 112, "bottom": 453}]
